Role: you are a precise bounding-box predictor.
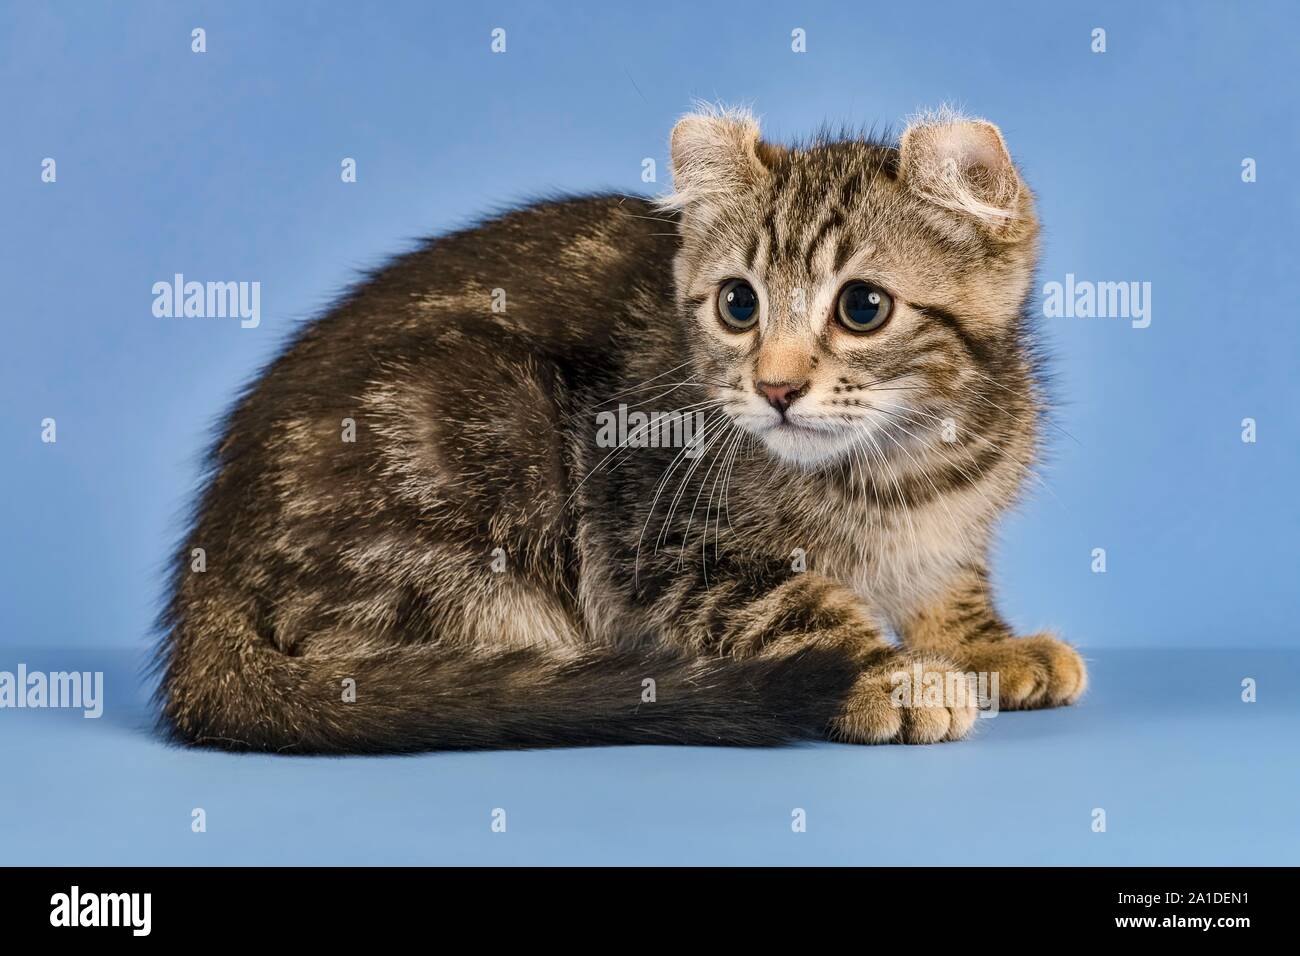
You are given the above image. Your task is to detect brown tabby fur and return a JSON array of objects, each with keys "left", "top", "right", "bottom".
[{"left": 157, "top": 107, "right": 1086, "bottom": 752}]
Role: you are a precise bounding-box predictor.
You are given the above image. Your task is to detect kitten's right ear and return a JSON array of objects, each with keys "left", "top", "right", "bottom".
[{"left": 662, "top": 108, "right": 770, "bottom": 211}]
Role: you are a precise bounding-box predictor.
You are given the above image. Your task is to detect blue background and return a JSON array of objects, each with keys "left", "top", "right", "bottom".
[{"left": 1, "top": 0, "right": 1296, "bottom": 865}]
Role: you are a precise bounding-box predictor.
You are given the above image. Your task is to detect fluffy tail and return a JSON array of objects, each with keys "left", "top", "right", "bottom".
[{"left": 157, "top": 624, "right": 860, "bottom": 753}]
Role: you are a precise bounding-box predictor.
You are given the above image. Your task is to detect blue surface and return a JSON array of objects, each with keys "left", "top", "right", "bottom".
[
  {"left": 1, "top": 2, "right": 1298, "bottom": 865},
  {"left": 0, "top": 648, "right": 1295, "bottom": 865}
]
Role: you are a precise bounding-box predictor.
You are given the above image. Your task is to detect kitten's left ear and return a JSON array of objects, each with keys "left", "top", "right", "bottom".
[{"left": 899, "top": 111, "right": 1032, "bottom": 240}]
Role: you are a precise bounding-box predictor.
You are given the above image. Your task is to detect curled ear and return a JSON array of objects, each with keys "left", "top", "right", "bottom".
[
  {"left": 662, "top": 107, "right": 771, "bottom": 211},
  {"left": 899, "top": 110, "right": 1030, "bottom": 239}
]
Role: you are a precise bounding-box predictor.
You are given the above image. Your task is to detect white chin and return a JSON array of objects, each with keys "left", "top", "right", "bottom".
[{"left": 758, "top": 424, "right": 855, "bottom": 469}]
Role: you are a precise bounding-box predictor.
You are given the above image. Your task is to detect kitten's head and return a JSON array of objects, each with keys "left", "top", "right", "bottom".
[{"left": 663, "top": 106, "right": 1040, "bottom": 471}]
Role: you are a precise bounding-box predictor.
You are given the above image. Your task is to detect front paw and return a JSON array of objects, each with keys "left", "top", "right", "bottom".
[
  {"left": 957, "top": 633, "right": 1087, "bottom": 710},
  {"left": 829, "top": 655, "right": 980, "bottom": 744}
]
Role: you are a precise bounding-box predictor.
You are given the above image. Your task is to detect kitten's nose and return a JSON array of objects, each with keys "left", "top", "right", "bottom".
[{"left": 756, "top": 380, "right": 807, "bottom": 414}]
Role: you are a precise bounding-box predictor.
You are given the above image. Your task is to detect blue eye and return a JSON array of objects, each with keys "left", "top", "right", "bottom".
[
  {"left": 718, "top": 279, "right": 759, "bottom": 330},
  {"left": 837, "top": 281, "right": 893, "bottom": 333}
]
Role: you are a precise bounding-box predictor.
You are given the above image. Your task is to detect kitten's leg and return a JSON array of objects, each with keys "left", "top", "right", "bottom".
[
  {"left": 897, "top": 564, "right": 1087, "bottom": 710},
  {"left": 663, "top": 568, "right": 979, "bottom": 743}
]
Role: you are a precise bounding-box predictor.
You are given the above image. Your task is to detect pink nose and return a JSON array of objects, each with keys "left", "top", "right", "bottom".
[{"left": 756, "top": 380, "right": 806, "bottom": 413}]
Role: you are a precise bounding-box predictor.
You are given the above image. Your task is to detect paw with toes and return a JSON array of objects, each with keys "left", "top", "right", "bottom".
[
  {"left": 956, "top": 634, "right": 1087, "bottom": 710},
  {"left": 830, "top": 655, "right": 980, "bottom": 744}
]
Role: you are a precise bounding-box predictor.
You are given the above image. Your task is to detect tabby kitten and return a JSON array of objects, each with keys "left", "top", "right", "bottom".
[{"left": 158, "top": 108, "right": 1086, "bottom": 752}]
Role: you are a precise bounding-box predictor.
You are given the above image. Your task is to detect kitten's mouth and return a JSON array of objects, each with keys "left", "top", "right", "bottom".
[
  {"left": 752, "top": 416, "right": 857, "bottom": 468},
  {"left": 771, "top": 421, "right": 822, "bottom": 437},
  {"left": 770, "top": 415, "right": 842, "bottom": 435}
]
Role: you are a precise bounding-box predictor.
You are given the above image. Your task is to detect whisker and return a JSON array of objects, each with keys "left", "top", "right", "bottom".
[
  {"left": 964, "top": 369, "right": 1082, "bottom": 446},
  {"left": 657, "top": 413, "right": 735, "bottom": 558},
  {"left": 676, "top": 419, "right": 738, "bottom": 581},
  {"left": 873, "top": 403, "right": 1065, "bottom": 508},
  {"left": 561, "top": 399, "right": 727, "bottom": 509},
  {"left": 634, "top": 410, "right": 730, "bottom": 584}
]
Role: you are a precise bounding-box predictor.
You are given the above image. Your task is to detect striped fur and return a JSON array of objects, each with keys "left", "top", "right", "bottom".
[{"left": 156, "top": 108, "right": 1084, "bottom": 753}]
